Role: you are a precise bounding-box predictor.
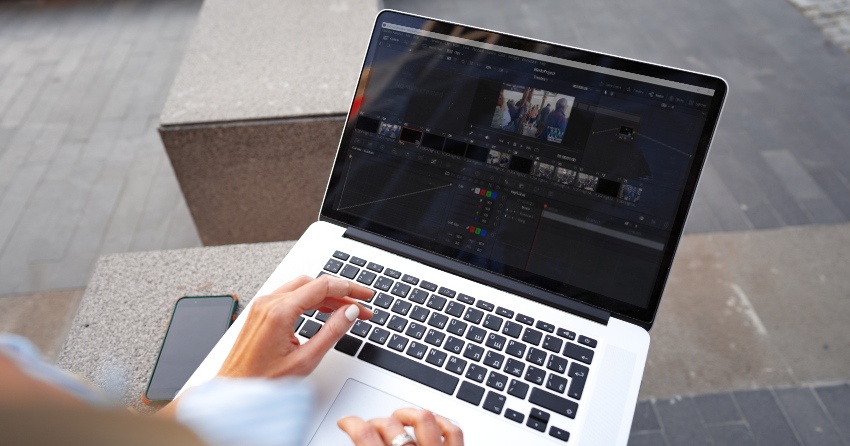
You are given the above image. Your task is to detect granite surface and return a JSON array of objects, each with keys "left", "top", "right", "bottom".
[
  {"left": 159, "top": 0, "right": 379, "bottom": 126},
  {"left": 56, "top": 241, "right": 295, "bottom": 412}
]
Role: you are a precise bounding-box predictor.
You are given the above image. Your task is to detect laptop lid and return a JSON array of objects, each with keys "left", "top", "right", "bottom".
[{"left": 320, "top": 10, "right": 727, "bottom": 329}]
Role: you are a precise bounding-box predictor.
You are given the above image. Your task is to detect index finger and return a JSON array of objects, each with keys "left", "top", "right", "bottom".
[{"left": 288, "top": 275, "right": 373, "bottom": 312}]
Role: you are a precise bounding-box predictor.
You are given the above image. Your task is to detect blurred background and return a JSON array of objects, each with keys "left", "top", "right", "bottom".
[{"left": 0, "top": 0, "right": 848, "bottom": 444}]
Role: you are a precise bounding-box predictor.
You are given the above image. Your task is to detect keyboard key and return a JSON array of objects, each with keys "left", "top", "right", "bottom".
[
  {"left": 384, "top": 268, "right": 401, "bottom": 279},
  {"left": 524, "top": 365, "right": 545, "bottom": 385},
  {"left": 315, "top": 311, "right": 332, "bottom": 322},
  {"left": 505, "top": 340, "right": 527, "bottom": 358},
  {"left": 578, "top": 335, "right": 598, "bottom": 348},
  {"left": 374, "top": 276, "right": 394, "bottom": 292},
  {"left": 438, "top": 287, "right": 456, "bottom": 298},
  {"left": 526, "top": 417, "right": 546, "bottom": 432},
  {"left": 463, "top": 343, "right": 484, "bottom": 362},
  {"left": 456, "top": 381, "right": 484, "bottom": 406},
  {"left": 356, "top": 270, "right": 377, "bottom": 285},
  {"left": 366, "top": 262, "right": 383, "bottom": 273},
  {"left": 483, "top": 314, "right": 503, "bottom": 331},
  {"left": 324, "top": 258, "right": 343, "bottom": 273},
  {"left": 564, "top": 343, "right": 594, "bottom": 364},
  {"left": 483, "top": 391, "right": 506, "bottom": 415},
  {"left": 390, "top": 299, "right": 411, "bottom": 316},
  {"left": 402, "top": 274, "right": 419, "bottom": 285},
  {"left": 373, "top": 293, "right": 393, "bottom": 309},
  {"left": 529, "top": 388, "right": 578, "bottom": 419},
  {"left": 522, "top": 328, "right": 543, "bottom": 346},
  {"left": 424, "top": 329, "right": 445, "bottom": 347},
  {"left": 526, "top": 347, "right": 546, "bottom": 366},
  {"left": 542, "top": 335, "right": 563, "bottom": 353},
  {"left": 303, "top": 309, "right": 317, "bottom": 317},
  {"left": 483, "top": 350, "right": 505, "bottom": 369},
  {"left": 334, "top": 334, "right": 362, "bottom": 356},
  {"left": 445, "top": 301, "right": 465, "bottom": 317},
  {"left": 369, "top": 327, "right": 390, "bottom": 345},
  {"left": 457, "top": 293, "right": 475, "bottom": 304},
  {"left": 388, "top": 334, "right": 409, "bottom": 352},
  {"left": 408, "top": 288, "right": 429, "bottom": 304},
  {"left": 546, "top": 374, "right": 568, "bottom": 394},
  {"left": 350, "top": 320, "right": 372, "bottom": 337},
  {"left": 486, "top": 371, "right": 508, "bottom": 391},
  {"left": 350, "top": 256, "right": 367, "bottom": 266},
  {"left": 406, "top": 341, "right": 427, "bottom": 360},
  {"left": 405, "top": 322, "right": 425, "bottom": 340},
  {"left": 427, "top": 312, "right": 448, "bottom": 329},
  {"left": 293, "top": 316, "right": 304, "bottom": 331},
  {"left": 420, "top": 281, "right": 437, "bottom": 291},
  {"left": 333, "top": 250, "right": 350, "bottom": 261},
  {"left": 409, "top": 305, "right": 430, "bottom": 322},
  {"left": 568, "top": 362, "right": 589, "bottom": 400},
  {"left": 299, "top": 320, "right": 322, "bottom": 338},
  {"left": 530, "top": 408, "right": 550, "bottom": 423},
  {"left": 496, "top": 306, "right": 514, "bottom": 318},
  {"left": 426, "top": 294, "right": 447, "bottom": 311},
  {"left": 502, "top": 320, "right": 523, "bottom": 338},
  {"left": 546, "top": 355, "right": 568, "bottom": 374},
  {"left": 446, "top": 356, "right": 467, "bottom": 375},
  {"left": 549, "top": 426, "right": 570, "bottom": 442},
  {"left": 536, "top": 320, "right": 555, "bottom": 333},
  {"left": 426, "top": 348, "right": 447, "bottom": 367},
  {"left": 340, "top": 264, "right": 359, "bottom": 279},
  {"left": 505, "top": 408, "right": 524, "bottom": 423},
  {"left": 516, "top": 314, "right": 534, "bottom": 325},
  {"left": 508, "top": 379, "right": 529, "bottom": 399},
  {"left": 475, "top": 300, "right": 494, "bottom": 312},
  {"left": 391, "top": 282, "right": 411, "bottom": 298},
  {"left": 358, "top": 343, "right": 458, "bottom": 395},
  {"left": 465, "top": 364, "right": 487, "bottom": 383},
  {"left": 568, "top": 362, "right": 589, "bottom": 379},
  {"left": 485, "top": 333, "right": 506, "bottom": 351},
  {"left": 370, "top": 309, "right": 389, "bottom": 325},
  {"left": 504, "top": 358, "right": 525, "bottom": 377},
  {"left": 387, "top": 316, "right": 407, "bottom": 332},
  {"left": 463, "top": 307, "right": 484, "bottom": 324},
  {"left": 465, "top": 326, "right": 486, "bottom": 344},
  {"left": 447, "top": 318, "right": 467, "bottom": 336},
  {"left": 443, "top": 336, "right": 465, "bottom": 354},
  {"left": 557, "top": 328, "right": 576, "bottom": 340}
]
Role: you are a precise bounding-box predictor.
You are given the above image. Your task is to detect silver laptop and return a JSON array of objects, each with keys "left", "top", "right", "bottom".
[{"left": 184, "top": 10, "right": 727, "bottom": 445}]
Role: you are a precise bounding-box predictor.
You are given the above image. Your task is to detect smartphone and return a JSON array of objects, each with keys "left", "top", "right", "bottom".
[{"left": 144, "top": 295, "right": 238, "bottom": 403}]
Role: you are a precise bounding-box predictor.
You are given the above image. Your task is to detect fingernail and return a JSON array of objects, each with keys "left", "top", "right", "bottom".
[{"left": 344, "top": 305, "right": 360, "bottom": 322}]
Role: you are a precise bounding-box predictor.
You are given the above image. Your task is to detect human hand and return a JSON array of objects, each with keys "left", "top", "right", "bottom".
[
  {"left": 338, "top": 408, "right": 463, "bottom": 446},
  {"left": 217, "top": 275, "right": 374, "bottom": 378}
]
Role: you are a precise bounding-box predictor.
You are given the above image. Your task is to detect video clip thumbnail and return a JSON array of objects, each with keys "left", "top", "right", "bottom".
[{"left": 490, "top": 83, "right": 575, "bottom": 144}]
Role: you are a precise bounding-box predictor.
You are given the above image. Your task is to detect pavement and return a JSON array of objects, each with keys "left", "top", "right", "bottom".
[{"left": 1, "top": 0, "right": 850, "bottom": 445}]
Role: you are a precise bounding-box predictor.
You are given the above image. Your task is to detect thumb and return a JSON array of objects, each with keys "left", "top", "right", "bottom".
[{"left": 292, "top": 305, "right": 361, "bottom": 372}]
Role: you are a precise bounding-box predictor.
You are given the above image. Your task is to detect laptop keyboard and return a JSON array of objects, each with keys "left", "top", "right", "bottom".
[{"left": 296, "top": 249, "right": 598, "bottom": 442}]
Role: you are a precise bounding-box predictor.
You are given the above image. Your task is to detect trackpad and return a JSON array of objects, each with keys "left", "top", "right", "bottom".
[{"left": 307, "top": 379, "right": 422, "bottom": 445}]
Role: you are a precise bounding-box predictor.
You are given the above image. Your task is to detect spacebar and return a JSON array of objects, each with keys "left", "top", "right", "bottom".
[{"left": 358, "top": 343, "right": 459, "bottom": 395}]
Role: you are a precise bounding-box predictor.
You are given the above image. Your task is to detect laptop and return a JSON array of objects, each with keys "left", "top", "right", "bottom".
[{"left": 183, "top": 10, "right": 727, "bottom": 445}]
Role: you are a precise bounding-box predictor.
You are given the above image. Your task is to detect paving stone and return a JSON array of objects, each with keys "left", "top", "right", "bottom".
[
  {"left": 734, "top": 389, "right": 801, "bottom": 446},
  {"left": 775, "top": 387, "right": 845, "bottom": 446},
  {"left": 694, "top": 392, "right": 743, "bottom": 425},
  {"left": 631, "top": 400, "right": 662, "bottom": 433},
  {"left": 653, "top": 397, "right": 712, "bottom": 446},
  {"left": 708, "top": 424, "right": 757, "bottom": 446},
  {"left": 814, "top": 384, "right": 850, "bottom": 443},
  {"left": 628, "top": 431, "right": 670, "bottom": 446}
]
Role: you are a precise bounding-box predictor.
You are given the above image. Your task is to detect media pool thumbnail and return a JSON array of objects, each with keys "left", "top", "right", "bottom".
[
  {"left": 554, "top": 167, "right": 577, "bottom": 186},
  {"left": 532, "top": 161, "right": 555, "bottom": 180},
  {"left": 619, "top": 184, "right": 642, "bottom": 203},
  {"left": 490, "top": 83, "right": 576, "bottom": 144},
  {"left": 487, "top": 150, "right": 500, "bottom": 165},
  {"left": 577, "top": 172, "right": 599, "bottom": 191},
  {"left": 378, "top": 122, "right": 401, "bottom": 139}
]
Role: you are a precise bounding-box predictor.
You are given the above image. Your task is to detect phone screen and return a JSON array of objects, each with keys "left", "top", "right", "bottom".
[{"left": 146, "top": 296, "right": 236, "bottom": 401}]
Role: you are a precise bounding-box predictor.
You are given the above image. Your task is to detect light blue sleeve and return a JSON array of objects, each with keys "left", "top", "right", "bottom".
[{"left": 175, "top": 377, "right": 315, "bottom": 446}]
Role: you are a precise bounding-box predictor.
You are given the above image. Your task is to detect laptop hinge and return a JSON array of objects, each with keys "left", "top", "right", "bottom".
[{"left": 344, "top": 228, "right": 610, "bottom": 326}]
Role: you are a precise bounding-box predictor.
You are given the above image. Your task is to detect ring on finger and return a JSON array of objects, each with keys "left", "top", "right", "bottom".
[{"left": 390, "top": 432, "right": 417, "bottom": 446}]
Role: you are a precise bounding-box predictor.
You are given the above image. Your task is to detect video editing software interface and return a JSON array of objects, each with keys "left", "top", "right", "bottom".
[{"left": 331, "top": 20, "right": 716, "bottom": 310}]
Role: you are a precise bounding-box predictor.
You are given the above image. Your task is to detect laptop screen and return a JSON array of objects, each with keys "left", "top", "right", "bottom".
[{"left": 322, "top": 11, "right": 727, "bottom": 325}]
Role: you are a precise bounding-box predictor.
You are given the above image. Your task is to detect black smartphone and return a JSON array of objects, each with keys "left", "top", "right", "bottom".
[{"left": 144, "top": 295, "right": 238, "bottom": 403}]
